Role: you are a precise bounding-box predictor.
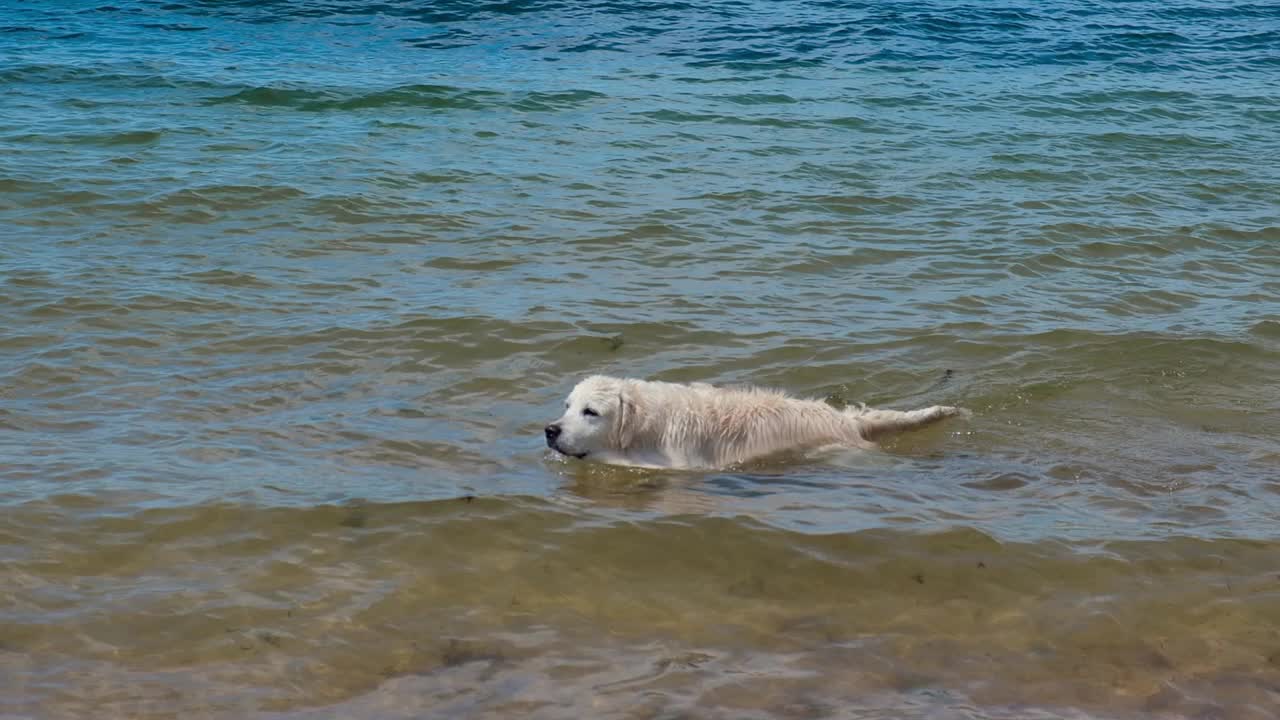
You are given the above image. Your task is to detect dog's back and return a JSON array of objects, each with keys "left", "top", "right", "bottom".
[{"left": 636, "top": 380, "right": 960, "bottom": 467}]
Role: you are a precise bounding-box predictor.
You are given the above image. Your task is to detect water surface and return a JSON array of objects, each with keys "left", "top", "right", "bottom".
[{"left": 2, "top": 0, "right": 1279, "bottom": 717}]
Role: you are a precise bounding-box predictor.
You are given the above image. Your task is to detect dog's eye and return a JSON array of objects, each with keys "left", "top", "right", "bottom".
[{"left": 582, "top": 407, "right": 599, "bottom": 417}]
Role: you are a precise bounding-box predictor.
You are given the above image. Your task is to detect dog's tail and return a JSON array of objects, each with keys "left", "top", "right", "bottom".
[{"left": 845, "top": 404, "right": 969, "bottom": 441}]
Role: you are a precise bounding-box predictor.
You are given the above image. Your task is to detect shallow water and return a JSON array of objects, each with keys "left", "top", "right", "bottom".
[{"left": 2, "top": 0, "right": 1279, "bottom": 717}]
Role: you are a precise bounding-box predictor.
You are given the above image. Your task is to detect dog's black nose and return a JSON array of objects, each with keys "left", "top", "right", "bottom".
[{"left": 544, "top": 424, "right": 561, "bottom": 441}]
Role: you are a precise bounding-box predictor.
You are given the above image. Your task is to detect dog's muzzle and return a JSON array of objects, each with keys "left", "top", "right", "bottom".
[{"left": 544, "top": 423, "right": 587, "bottom": 458}]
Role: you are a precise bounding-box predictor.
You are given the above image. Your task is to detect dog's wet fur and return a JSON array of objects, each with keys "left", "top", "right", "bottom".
[{"left": 546, "top": 375, "right": 967, "bottom": 469}]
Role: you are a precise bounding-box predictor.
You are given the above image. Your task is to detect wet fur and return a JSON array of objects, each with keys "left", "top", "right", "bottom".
[{"left": 546, "top": 375, "right": 966, "bottom": 469}]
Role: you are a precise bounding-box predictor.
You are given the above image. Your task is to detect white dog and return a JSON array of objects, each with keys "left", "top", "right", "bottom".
[{"left": 545, "top": 375, "right": 967, "bottom": 469}]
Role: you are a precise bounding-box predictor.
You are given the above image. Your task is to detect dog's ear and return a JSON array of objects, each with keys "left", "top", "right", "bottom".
[{"left": 611, "top": 381, "right": 639, "bottom": 451}]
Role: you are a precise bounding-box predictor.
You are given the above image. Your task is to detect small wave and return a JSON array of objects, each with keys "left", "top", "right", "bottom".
[
  {"left": 183, "top": 269, "right": 276, "bottom": 289},
  {"left": 713, "top": 92, "right": 798, "bottom": 105},
  {"left": 1104, "top": 30, "right": 1192, "bottom": 48},
  {"left": 425, "top": 256, "right": 523, "bottom": 272},
  {"left": 510, "top": 89, "right": 607, "bottom": 112},
  {"left": 205, "top": 83, "right": 606, "bottom": 112},
  {"left": 0, "top": 62, "right": 222, "bottom": 89},
  {"left": 124, "top": 184, "right": 307, "bottom": 216},
  {"left": 138, "top": 22, "right": 207, "bottom": 32},
  {"left": 1080, "top": 131, "right": 1234, "bottom": 151},
  {"left": 1249, "top": 319, "right": 1280, "bottom": 340},
  {"left": 3, "top": 128, "right": 164, "bottom": 146},
  {"left": 634, "top": 108, "right": 816, "bottom": 128}
]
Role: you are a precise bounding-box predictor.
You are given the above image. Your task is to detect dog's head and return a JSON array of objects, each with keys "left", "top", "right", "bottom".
[{"left": 545, "top": 375, "right": 637, "bottom": 461}]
